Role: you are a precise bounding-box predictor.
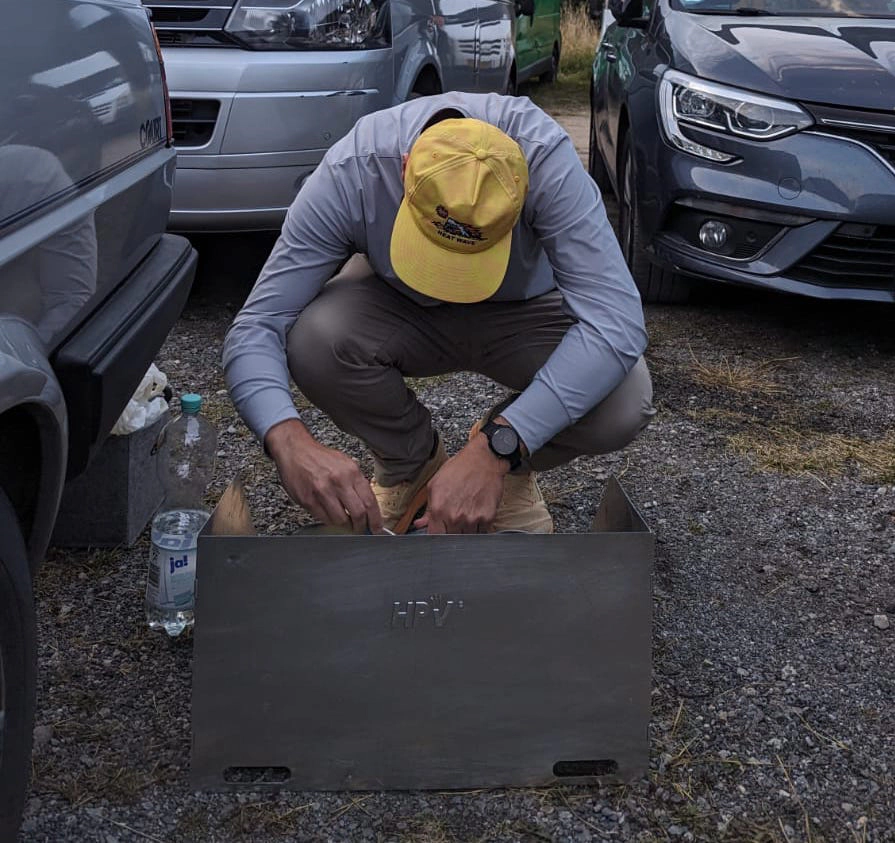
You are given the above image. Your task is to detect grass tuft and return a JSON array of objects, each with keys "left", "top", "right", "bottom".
[
  {"left": 522, "top": 3, "right": 600, "bottom": 111},
  {"left": 728, "top": 426, "right": 895, "bottom": 484},
  {"left": 690, "top": 348, "right": 795, "bottom": 397},
  {"left": 559, "top": 2, "right": 601, "bottom": 77}
]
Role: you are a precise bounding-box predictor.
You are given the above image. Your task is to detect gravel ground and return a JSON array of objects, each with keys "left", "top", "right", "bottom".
[{"left": 19, "top": 105, "right": 895, "bottom": 843}]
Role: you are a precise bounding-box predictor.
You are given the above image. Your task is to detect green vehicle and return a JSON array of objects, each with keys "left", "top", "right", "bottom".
[{"left": 514, "top": 0, "right": 562, "bottom": 86}]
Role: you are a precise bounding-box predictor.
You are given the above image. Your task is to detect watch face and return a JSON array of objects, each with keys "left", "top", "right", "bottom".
[{"left": 491, "top": 426, "right": 518, "bottom": 456}]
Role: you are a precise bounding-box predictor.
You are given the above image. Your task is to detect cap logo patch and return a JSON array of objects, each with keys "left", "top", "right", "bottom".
[{"left": 432, "top": 205, "right": 486, "bottom": 245}]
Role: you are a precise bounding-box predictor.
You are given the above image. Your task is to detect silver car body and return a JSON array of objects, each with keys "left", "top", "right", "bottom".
[{"left": 145, "top": 0, "right": 517, "bottom": 231}]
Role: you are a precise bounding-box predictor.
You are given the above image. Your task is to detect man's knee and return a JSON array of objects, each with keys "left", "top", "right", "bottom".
[
  {"left": 582, "top": 357, "right": 656, "bottom": 454},
  {"left": 286, "top": 256, "right": 380, "bottom": 394},
  {"left": 287, "top": 298, "right": 361, "bottom": 395}
]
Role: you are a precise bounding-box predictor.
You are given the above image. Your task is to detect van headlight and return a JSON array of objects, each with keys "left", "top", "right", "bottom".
[
  {"left": 225, "top": 0, "right": 390, "bottom": 50},
  {"left": 659, "top": 70, "right": 813, "bottom": 162}
]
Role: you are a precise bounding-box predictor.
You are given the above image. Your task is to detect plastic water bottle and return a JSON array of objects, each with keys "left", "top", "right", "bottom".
[{"left": 145, "top": 393, "right": 217, "bottom": 636}]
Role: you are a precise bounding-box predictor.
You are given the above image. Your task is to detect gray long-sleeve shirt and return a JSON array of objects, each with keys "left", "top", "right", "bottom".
[{"left": 223, "top": 92, "right": 647, "bottom": 455}]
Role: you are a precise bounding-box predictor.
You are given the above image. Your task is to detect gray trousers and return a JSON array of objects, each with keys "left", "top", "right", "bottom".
[{"left": 287, "top": 256, "right": 656, "bottom": 486}]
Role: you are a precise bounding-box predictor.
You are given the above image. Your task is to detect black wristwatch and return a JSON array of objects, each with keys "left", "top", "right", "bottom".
[{"left": 481, "top": 420, "right": 523, "bottom": 470}]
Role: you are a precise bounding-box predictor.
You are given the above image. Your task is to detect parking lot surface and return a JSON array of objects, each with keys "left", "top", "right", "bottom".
[{"left": 20, "top": 107, "right": 895, "bottom": 843}]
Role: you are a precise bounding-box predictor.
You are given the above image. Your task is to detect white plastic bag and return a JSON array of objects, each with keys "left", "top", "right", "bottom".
[{"left": 111, "top": 364, "right": 170, "bottom": 435}]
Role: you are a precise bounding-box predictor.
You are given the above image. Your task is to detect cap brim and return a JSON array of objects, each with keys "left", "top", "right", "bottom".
[{"left": 390, "top": 199, "right": 511, "bottom": 304}]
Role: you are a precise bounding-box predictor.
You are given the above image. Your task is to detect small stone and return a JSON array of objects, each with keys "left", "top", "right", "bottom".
[
  {"left": 216, "top": 450, "right": 226, "bottom": 458},
  {"left": 842, "top": 802, "right": 854, "bottom": 813},
  {"left": 873, "top": 614, "right": 890, "bottom": 630},
  {"left": 781, "top": 664, "right": 797, "bottom": 680},
  {"left": 668, "top": 825, "right": 686, "bottom": 837},
  {"left": 226, "top": 426, "right": 237, "bottom": 434},
  {"left": 32, "top": 724, "right": 54, "bottom": 752}
]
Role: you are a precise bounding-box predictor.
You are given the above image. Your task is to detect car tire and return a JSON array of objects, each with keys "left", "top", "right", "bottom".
[
  {"left": 618, "top": 134, "right": 691, "bottom": 304},
  {"left": 0, "top": 487, "right": 36, "bottom": 842},
  {"left": 588, "top": 106, "right": 613, "bottom": 196},
  {"left": 541, "top": 45, "right": 559, "bottom": 84},
  {"left": 506, "top": 65, "right": 518, "bottom": 96}
]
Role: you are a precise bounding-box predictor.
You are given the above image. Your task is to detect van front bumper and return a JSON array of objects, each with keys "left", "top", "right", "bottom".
[{"left": 161, "top": 47, "right": 394, "bottom": 232}]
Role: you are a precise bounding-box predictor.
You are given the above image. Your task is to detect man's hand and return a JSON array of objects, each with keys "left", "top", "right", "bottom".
[
  {"left": 265, "top": 419, "right": 383, "bottom": 534},
  {"left": 415, "top": 432, "right": 509, "bottom": 533}
]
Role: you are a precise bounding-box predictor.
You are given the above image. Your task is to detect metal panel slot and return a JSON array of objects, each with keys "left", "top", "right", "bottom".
[
  {"left": 553, "top": 760, "right": 618, "bottom": 777},
  {"left": 223, "top": 767, "right": 292, "bottom": 784}
]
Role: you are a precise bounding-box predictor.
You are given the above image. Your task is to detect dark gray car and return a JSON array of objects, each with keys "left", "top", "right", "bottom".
[
  {"left": 588, "top": 0, "right": 895, "bottom": 303},
  {"left": 0, "top": 1, "right": 196, "bottom": 835}
]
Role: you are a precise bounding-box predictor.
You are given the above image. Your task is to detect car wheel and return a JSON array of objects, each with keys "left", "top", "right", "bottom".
[
  {"left": 541, "top": 45, "right": 559, "bottom": 84},
  {"left": 588, "top": 106, "right": 613, "bottom": 195},
  {"left": 618, "top": 134, "right": 691, "bottom": 304},
  {"left": 0, "top": 487, "right": 36, "bottom": 841},
  {"left": 506, "top": 66, "right": 517, "bottom": 96}
]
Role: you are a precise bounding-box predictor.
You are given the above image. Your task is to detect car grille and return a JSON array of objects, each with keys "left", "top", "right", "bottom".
[
  {"left": 805, "top": 103, "right": 895, "bottom": 171},
  {"left": 143, "top": 0, "right": 236, "bottom": 47},
  {"left": 171, "top": 99, "right": 221, "bottom": 147},
  {"left": 789, "top": 224, "right": 895, "bottom": 291}
]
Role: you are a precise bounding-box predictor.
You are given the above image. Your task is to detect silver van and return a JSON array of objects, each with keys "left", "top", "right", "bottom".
[
  {"left": 0, "top": 2, "right": 196, "bottom": 834},
  {"left": 144, "top": 0, "right": 517, "bottom": 231}
]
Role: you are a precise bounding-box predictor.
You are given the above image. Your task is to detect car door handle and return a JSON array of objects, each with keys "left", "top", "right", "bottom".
[{"left": 603, "top": 46, "right": 618, "bottom": 62}]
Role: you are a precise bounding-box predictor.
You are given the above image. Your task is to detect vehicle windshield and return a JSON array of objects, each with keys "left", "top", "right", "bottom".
[{"left": 674, "top": 0, "right": 895, "bottom": 16}]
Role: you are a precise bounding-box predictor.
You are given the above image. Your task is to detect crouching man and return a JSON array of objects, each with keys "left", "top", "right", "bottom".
[{"left": 223, "top": 92, "right": 655, "bottom": 534}]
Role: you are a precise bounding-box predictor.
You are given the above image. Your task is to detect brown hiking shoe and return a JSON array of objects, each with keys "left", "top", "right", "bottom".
[
  {"left": 468, "top": 417, "right": 553, "bottom": 533},
  {"left": 491, "top": 472, "right": 554, "bottom": 533},
  {"left": 371, "top": 434, "right": 448, "bottom": 533}
]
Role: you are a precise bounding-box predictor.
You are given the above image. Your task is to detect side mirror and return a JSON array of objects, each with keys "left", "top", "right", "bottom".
[
  {"left": 515, "top": 0, "right": 535, "bottom": 17},
  {"left": 608, "top": 0, "right": 648, "bottom": 26}
]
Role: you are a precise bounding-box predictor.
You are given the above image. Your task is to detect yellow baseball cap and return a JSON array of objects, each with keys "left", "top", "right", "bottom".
[{"left": 390, "top": 118, "right": 529, "bottom": 304}]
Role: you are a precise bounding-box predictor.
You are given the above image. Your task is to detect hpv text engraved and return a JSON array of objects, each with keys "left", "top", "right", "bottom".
[{"left": 391, "top": 594, "right": 465, "bottom": 629}]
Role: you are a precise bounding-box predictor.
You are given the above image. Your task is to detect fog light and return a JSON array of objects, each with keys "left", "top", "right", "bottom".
[{"left": 699, "top": 220, "right": 730, "bottom": 250}]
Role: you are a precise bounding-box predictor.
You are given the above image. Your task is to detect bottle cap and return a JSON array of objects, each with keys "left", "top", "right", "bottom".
[{"left": 181, "top": 393, "right": 202, "bottom": 414}]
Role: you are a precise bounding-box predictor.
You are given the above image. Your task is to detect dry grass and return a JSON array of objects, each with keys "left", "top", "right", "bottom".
[
  {"left": 221, "top": 799, "right": 315, "bottom": 838},
  {"left": 523, "top": 3, "right": 600, "bottom": 111},
  {"left": 729, "top": 426, "right": 895, "bottom": 484},
  {"left": 31, "top": 754, "right": 165, "bottom": 807},
  {"left": 690, "top": 348, "right": 795, "bottom": 397},
  {"left": 688, "top": 404, "right": 895, "bottom": 484},
  {"left": 560, "top": 2, "right": 601, "bottom": 78}
]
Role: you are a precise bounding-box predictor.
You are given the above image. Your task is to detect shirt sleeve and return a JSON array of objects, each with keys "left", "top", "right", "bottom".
[
  {"left": 500, "top": 134, "right": 648, "bottom": 455},
  {"left": 222, "top": 161, "right": 354, "bottom": 443}
]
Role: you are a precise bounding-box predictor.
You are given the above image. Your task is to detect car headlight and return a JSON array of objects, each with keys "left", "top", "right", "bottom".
[
  {"left": 659, "top": 70, "right": 813, "bottom": 162},
  {"left": 225, "top": 0, "right": 390, "bottom": 50}
]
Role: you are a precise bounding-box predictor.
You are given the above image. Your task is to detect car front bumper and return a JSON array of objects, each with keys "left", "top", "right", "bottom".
[
  {"left": 161, "top": 47, "right": 394, "bottom": 232},
  {"left": 643, "top": 127, "right": 895, "bottom": 302}
]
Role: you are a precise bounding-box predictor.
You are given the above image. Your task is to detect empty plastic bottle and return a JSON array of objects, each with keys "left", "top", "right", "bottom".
[{"left": 145, "top": 393, "right": 217, "bottom": 636}]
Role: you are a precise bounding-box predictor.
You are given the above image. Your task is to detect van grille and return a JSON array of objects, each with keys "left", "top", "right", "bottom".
[
  {"left": 171, "top": 99, "right": 221, "bottom": 147},
  {"left": 789, "top": 224, "right": 895, "bottom": 291},
  {"left": 144, "top": 0, "right": 236, "bottom": 47}
]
